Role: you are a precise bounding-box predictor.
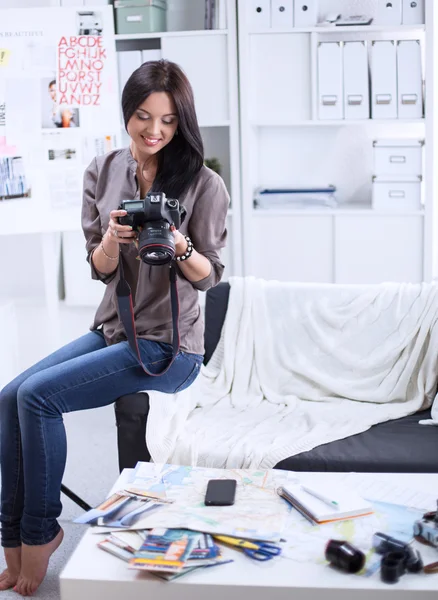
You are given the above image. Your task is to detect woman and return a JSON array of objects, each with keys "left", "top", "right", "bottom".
[{"left": 0, "top": 59, "right": 229, "bottom": 596}]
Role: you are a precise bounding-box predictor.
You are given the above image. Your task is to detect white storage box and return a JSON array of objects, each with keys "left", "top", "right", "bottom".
[
  {"left": 294, "top": 0, "right": 318, "bottom": 27},
  {"left": 402, "top": 0, "right": 425, "bottom": 24},
  {"left": 397, "top": 40, "right": 423, "bottom": 120},
  {"left": 375, "top": 0, "right": 402, "bottom": 25},
  {"left": 271, "top": 0, "right": 294, "bottom": 29},
  {"left": 247, "top": 0, "right": 270, "bottom": 31},
  {"left": 373, "top": 139, "right": 424, "bottom": 176},
  {"left": 372, "top": 175, "right": 422, "bottom": 211},
  {"left": 318, "top": 42, "right": 343, "bottom": 120},
  {"left": 371, "top": 41, "right": 398, "bottom": 119},
  {"left": 343, "top": 41, "right": 370, "bottom": 120}
]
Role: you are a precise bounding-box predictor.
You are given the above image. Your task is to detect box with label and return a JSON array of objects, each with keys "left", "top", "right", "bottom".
[
  {"left": 318, "top": 41, "right": 343, "bottom": 120},
  {"left": 294, "top": 0, "right": 318, "bottom": 27},
  {"left": 271, "top": 0, "right": 294, "bottom": 29},
  {"left": 374, "top": 0, "right": 402, "bottom": 25},
  {"left": 371, "top": 40, "right": 397, "bottom": 119},
  {"left": 402, "top": 0, "right": 425, "bottom": 25},
  {"left": 114, "top": 0, "right": 167, "bottom": 35},
  {"left": 343, "top": 41, "right": 369, "bottom": 120},
  {"left": 397, "top": 40, "right": 423, "bottom": 120},
  {"left": 247, "top": 0, "right": 270, "bottom": 31},
  {"left": 372, "top": 175, "right": 422, "bottom": 211},
  {"left": 373, "top": 139, "right": 424, "bottom": 176}
]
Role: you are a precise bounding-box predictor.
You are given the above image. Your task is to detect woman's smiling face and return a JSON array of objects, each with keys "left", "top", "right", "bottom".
[{"left": 127, "top": 91, "right": 179, "bottom": 158}]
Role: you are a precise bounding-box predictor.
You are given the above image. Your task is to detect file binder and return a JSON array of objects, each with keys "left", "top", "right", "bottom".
[
  {"left": 402, "top": 0, "right": 425, "bottom": 25},
  {"left": 247, "top": 0, "right": 270, "bottom": 31},
  {"left": 318, "top": 42, "right": 343, "bottom": 120},
  {"left": 375, "top": 0, "right": 402, "bottom": 25},
  {"left": 294, "top": 0, "right": 318, "bottom": 27},
  {"left": 271, "top": 0, "right": 293, "bottom": 29},
  {"left": 343, "top": 41, "right": 369, "bottom": 120},
  {"left": 371, "top": 41, "right": 397, "bottom": 119},
  {"left": 397, "top": 40, "right": 423, "bottom": 120}
]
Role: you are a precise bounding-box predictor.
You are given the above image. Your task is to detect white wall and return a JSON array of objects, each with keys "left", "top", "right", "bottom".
[
  {"left": 0, "top": 0, "right": 57, "bottom": 6},
  {"left": 0, "top": 235, "right": 46, "bottom": 301}
]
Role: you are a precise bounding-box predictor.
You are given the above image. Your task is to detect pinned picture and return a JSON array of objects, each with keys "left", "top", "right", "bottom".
[
  {"left": 0, "top": 156, "right": 30, "bottom": 200},
  {"left": 41, "top": 76, "right": 80, "bottom": 129},
  {"left": 48, "top": 148, "right": 77, "bottom": 161},
  {"left": 76, "top": 10, "right": 103, "bottom": 36}
]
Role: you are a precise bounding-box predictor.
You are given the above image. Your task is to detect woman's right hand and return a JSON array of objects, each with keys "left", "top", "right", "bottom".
[{"left": 106, "top": 209, "right": 137, "bottom": 245}]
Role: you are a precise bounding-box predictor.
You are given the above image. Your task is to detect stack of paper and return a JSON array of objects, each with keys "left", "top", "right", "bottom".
[{"left": 254, "top": 186, "right": 338, "bottom": 209}]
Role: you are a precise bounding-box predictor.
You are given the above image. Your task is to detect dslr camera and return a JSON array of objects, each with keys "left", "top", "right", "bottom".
[
  {"left": 118, "top": 192, "right": 186, "bottom": 265},
  {"left": 413, "top": 502, "right": 438, "bottom": 547}
]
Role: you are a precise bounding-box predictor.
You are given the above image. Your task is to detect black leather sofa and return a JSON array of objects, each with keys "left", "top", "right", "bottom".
[{"left": 204, "top": 282, "right": 438, "bottom": 474}]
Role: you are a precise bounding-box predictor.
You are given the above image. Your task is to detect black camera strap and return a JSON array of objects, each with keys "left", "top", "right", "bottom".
[{"left": 116, "top": 257, "right": 180, "bottom": 376}]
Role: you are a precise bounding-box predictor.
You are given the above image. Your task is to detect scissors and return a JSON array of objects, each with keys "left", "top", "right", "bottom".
[{"left": 214, "top": 535, "right": 282, "bottom": 561}]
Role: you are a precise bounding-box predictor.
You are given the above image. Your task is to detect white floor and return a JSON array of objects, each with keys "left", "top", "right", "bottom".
[{"left": 0, "top": 302, "right": 121, "bottom": 599}]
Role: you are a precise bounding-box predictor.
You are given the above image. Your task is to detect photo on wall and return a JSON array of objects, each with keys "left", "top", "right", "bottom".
[
  {"left": 48, "top": 148, "right": 77, "bottom": 161},
  {"left": 41, "top": 76, "right": 80, "bottom": 129},
  {"left": 0, "top": 155, "right": 30, "bottom": 201},
  {"left": 76, "top": 10, "right": 103, "bottom": 36}
]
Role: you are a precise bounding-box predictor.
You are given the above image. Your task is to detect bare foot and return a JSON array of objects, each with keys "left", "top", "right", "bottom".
[
  {"left": 0, "top": 547, "right": 21, "bottom": 590},
  {"left": 14, "top": 528, "right": 63, "bottom": 597}
]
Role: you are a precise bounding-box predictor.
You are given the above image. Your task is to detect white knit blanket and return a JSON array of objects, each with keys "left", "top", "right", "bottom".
[{"left": 146, "top": 277, "right": 438, "bottom": 469}]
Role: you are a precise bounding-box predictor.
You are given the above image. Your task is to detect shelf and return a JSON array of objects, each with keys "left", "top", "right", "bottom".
[
  {"left": 115, "top": 29, "right": 228, "bottom": 41},
  {"left": 200, "top": 121, "right": 231, "bottom": 128},
  {"left": 118, "top": 121, "right": 231, "bottom": 129},
  {"left": 252, "top": 206, "right": 425, "bottom": 217},
  {"left": 251, "top": 119, "right": 426, "bottom": 127},
  {"left": 249, "top": 24, "right": 425, "bottom": 35}
]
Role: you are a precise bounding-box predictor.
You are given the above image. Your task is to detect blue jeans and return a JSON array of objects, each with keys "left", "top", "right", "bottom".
[{"left": 0, "top": 331, "right": 202, "bottom": 547}]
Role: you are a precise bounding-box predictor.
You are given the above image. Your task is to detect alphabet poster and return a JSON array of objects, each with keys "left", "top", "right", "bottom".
[{"left": 0, "top": 5, "right": 119, "bottom": 219}]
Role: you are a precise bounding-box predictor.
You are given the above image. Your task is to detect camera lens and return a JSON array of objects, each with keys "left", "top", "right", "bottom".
[
  {"left": 325, "top": 540, "right": 365, "bottom": 574},
  {"left": 137, "top": 221, "right": 175, "bottom": 265}
]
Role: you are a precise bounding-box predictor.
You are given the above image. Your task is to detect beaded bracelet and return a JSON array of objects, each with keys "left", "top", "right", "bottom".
[
  {"left": 100, "top": 240, "right": 119, "bottom": 261},
  {"left": 175, "top": 235, "right": 194, "bottom": 262}
]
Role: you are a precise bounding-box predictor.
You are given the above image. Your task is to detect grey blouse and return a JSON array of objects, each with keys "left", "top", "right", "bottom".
[{"left": 81, "top": 147, "right": 229, "bottom": 355}]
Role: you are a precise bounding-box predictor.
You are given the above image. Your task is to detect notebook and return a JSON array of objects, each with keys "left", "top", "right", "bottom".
[{"left": 278, "top": 482, "right": 373, "bottom": 525}]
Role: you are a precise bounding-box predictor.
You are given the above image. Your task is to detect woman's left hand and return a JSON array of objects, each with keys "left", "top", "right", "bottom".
[{"left": 171, "top": 227, "right": 188, "bottom": 257}]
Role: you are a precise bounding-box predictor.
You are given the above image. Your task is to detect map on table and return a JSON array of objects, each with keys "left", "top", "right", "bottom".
[
  {"left": 112, "top": 462, "right": 292, "bottom": 542},
  {"left": 280, "top": 497, "right": 425, "bottom": 576}
]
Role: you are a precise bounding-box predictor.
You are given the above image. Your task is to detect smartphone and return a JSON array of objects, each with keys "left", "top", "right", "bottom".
[{"left": 204, "top": 479, "right": 237, "bottom": 506}]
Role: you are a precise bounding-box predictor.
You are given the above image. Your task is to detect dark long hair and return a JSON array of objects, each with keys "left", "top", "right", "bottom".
[{"left": 122, "top": 60, "right": 204, "bottom": 200}]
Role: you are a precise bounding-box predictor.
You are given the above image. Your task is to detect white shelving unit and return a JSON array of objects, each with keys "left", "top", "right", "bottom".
[{"left": 237, "top": 0, "right": 437, "bottom": 285}]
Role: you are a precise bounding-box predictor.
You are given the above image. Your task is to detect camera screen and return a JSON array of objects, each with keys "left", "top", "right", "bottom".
[{"left": 125, "top": 201, "right": 143, "bottom": 210}]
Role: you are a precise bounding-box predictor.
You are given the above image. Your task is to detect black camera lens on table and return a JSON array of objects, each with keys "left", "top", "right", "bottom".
[
  {"left": 325, "top": 540, "right": 366, "bottom": 574},
  {"left": 118, "top": 193, "right": 187, "bottom": 265}
]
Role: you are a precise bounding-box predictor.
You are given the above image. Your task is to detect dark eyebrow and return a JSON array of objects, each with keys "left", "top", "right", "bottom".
[{"left": 137, "top": 108, "right": 177, "bottom": 117}]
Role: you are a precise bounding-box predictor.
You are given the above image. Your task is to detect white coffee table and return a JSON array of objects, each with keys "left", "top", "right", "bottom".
[{"left": 60, "top": 471, "right": 438, "bottom": 600}]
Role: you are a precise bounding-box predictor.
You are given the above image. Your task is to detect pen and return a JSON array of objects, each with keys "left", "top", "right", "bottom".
[{"left": 301, "top": 485, "right": 339, "bottom": 508}]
